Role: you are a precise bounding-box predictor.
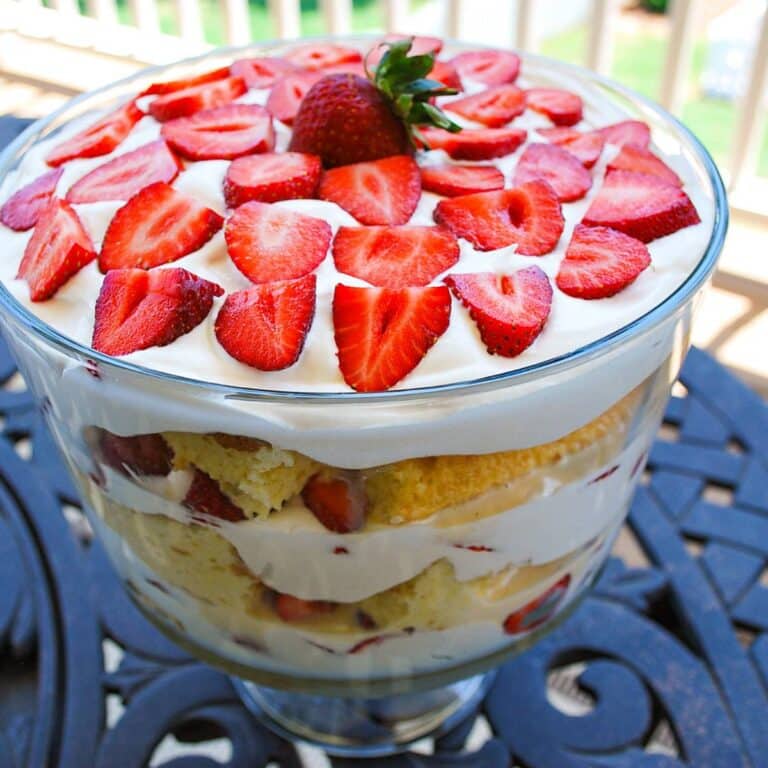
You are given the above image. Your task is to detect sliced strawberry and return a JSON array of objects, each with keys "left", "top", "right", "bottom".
[
  {"left": 598, "top": 120, "right": 651, "bottom": 149},
  {"left": 525, "top": 88, "right": 582, "bottom": 126},
  {"left": 366, "top": 35, "right": 443, "bottom": 68},
  {"left": 214, "top": 274, "right": 316, "bottom": 371},
  {"left": 606, "top": 143, "right": 682, "bottom": 187},
  {"left": 148, "top": 76, "right": 246, "bottom": 122},
  {"left": 183, "top": 467, "right": 245, "bottom": 522},
  {"left": 420, "top": 164, "right": 504, "bottom": 197},
  {"left": 379, "top": 34, "right": 442, "bottom": 56},
  {"left": 318, "top": 155, "right": 420, "bottom": 226},
  {"left": 513, "top": 142, "right": 592, "bottom": 202},
  {"left": 66, "top": 140, "right": 180, "bottom": 204},
  {"left": 537, "top": 127, "right": 605, "bottom": 168},
  {"left": 445, "top": 267, "right": 552, "bottom": 357},
  {"left": 333, "top": 284, "right": 451, "bottom": 392},
  {"left": 274, "top": 594, "right": 336, "bottom": 622},
  {"left": 284, "top": 43, "right": 362, "bottom": 71},
  {"left": 229, "top": 56, "right": 298, "bottom": 89},
  {"left": 433, "top": 180, "right": 564, "bottom": 255},
  {"left": 450, "top": 49, "right": 520, "bottom": 85},
  {"left": 503, "top": 574, "right": 570, "bottom": 634},
  {"left": 46, "top": 100, "right": 144, "bottom": 167},
  {"left": 99, "top": 182, "right": 223, "bottom": 272},
  {"left": 92, "top": 267, "right": 223, "bottom": 356},
  {"left": 419, "top": 126, "right": 526, "bottom": 160},
  {"left": 0, "top": 167, "right": 63, "bottom": 231},
  {"left": 446, "top": 85, "right": 525, "bottom": 127},
  {"left": 318, "top": 61, "right": 367, "bottom": 78},
  {"left": 556, "top": 224, "right": 651, "bottom": 299},
  {"left": 141, "top": 66, "right": 230, "bottom": 96},
  {"left": 160, "top": 104, "right": 274, "bottom": 161},
  {"left": 302, "top": 473, "right": 368, "bottom": 533},
  {"left": 582, "top": 170, "right": 700, "bottom": 242},
  {"left": 224, "top": 202, "right": 330, "bottom": 283},
  {"left": 98, "top": 430, "right": 173, "bottom": 476},
  {"left": 266, "top": 71, "right": 324, "bottom": 125},
  {"left": 332, "top": 225, "right": 459, "bottom": 288},
  {"left": 223, "top": 152, "right": 321, "bottom": 208},
  {"left": 17, "top": 198, "right": 96, "bottom": 301},
  {"left": 428, "top": 60, "right": 462, "bottom": 91}
]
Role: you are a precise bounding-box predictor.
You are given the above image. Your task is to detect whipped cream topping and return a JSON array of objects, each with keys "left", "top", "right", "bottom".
[{"left": 0, "top": 43, "right": 714, "bottom": 395}]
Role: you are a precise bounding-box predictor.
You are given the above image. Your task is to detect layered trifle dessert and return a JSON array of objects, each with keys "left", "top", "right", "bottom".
[{"left": 0, "top": 36, "right": 715, "bottom": 685}]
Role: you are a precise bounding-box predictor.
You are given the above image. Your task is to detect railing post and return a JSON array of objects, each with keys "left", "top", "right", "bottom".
[
  {"left": 320, "top": 0, "right": 352, "bottom": 35},
  {"left": 224, "top": 0, "right": 251, "bottom": 46},
  {"left": 588, "top": 0, "right": 618, "bottom": 75},
  {"left": 86, "top": 0, "right": 119, "bottom": 25},
  {"left": 129, "top": 0, "right": 160, "bottom": 34},
  {"left": 269, "top": 0, "right": 301, "bottom": 40},
  {"left": 446, "top": 0, "right": 465, "bottom": 39},
  {"left": 729, "top": 7, "right": 768, "bottom": 192},
  {"left": 174, "top": 0, "right": 205, "bottom": 43},
  {"left": 659, "top": 0, "right": 700, "bottom": 114},
  {"left": 50, "top": 0, "right": 79, "bottom": 13},
  {"left": 516, "top": 0, "right": 537, "bottom": 52},
  {"left": 385, "top": 0, "right": 409, "bottom": 34}
]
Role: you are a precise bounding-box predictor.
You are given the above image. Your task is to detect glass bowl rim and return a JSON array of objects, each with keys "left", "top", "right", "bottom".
[{"left": 0, "top": 36, "right": 729, "bottom": 405}]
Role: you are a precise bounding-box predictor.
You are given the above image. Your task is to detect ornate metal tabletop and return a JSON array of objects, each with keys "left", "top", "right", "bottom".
[{"left": 1, "top": 115, "right": 767, "bottom": 768}]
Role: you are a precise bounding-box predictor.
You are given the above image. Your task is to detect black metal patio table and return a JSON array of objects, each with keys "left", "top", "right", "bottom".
[{"left": 1, "top": 115, "right": 767, "bottom": 768}]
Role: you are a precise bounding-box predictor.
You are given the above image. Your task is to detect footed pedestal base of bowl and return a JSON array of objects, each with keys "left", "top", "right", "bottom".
[{"left": 233, "top": 671, "right": 495, "bottom": 757}]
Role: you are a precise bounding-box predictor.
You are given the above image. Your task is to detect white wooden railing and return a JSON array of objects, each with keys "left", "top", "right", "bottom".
[{"left": 1, "top": 0, "right": 767, "bottom": 316}]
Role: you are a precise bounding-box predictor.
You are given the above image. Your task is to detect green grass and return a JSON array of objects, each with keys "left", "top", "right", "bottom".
[{"left": 542, "top": 23, "right": 768, "bottom": 177}]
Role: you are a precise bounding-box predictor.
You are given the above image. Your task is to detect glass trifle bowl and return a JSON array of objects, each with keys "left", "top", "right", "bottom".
[{"left": 0, "top": 36, "right": 726, "bottom": 756}]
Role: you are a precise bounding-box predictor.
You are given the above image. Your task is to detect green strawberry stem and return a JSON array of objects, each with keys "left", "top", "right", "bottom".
[{"left": 364, "top": 38, "right": 462, "bottom": 149}]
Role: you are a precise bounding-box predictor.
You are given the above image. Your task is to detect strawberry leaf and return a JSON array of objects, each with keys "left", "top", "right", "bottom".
[{"left": 368, "top": 37, "right": 462, "bottom": 145}]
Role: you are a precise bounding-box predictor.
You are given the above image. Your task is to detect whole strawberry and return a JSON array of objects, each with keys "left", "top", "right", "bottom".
[
  {"left": 289, "top": 74, "right": 408, "bottom": 167},
  {"left": 288, "top": 38, "right": 460, "bottom": 168}
]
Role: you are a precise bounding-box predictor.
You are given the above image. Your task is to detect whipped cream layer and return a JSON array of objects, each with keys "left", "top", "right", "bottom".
[
  {"left": 0, "top": 45, "right": 713, "bottom": 395},
  {"left": 93, "top": 513, "right": 614, "bottom": 679},
  {"left": 94, "top": 428, "right": 647, "bottom": 602}
]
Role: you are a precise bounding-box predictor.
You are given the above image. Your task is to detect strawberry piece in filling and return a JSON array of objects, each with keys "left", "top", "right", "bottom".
[{"left": 302, "top": 473, "right": 368, "bottom": 533}]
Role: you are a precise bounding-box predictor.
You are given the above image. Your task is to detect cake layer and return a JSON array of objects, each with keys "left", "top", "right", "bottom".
[
  {"left": 92, "top": 499, "right": 615, "bottom": 679},
  {"left": 135, "top": 385, "right": 637, "bottom": 522},
  {"left": 84, "top": 420, "right": 648, "bottom": 601},
  {"left": 96, "top": 498, "right": 598, "bottom": 633}
]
